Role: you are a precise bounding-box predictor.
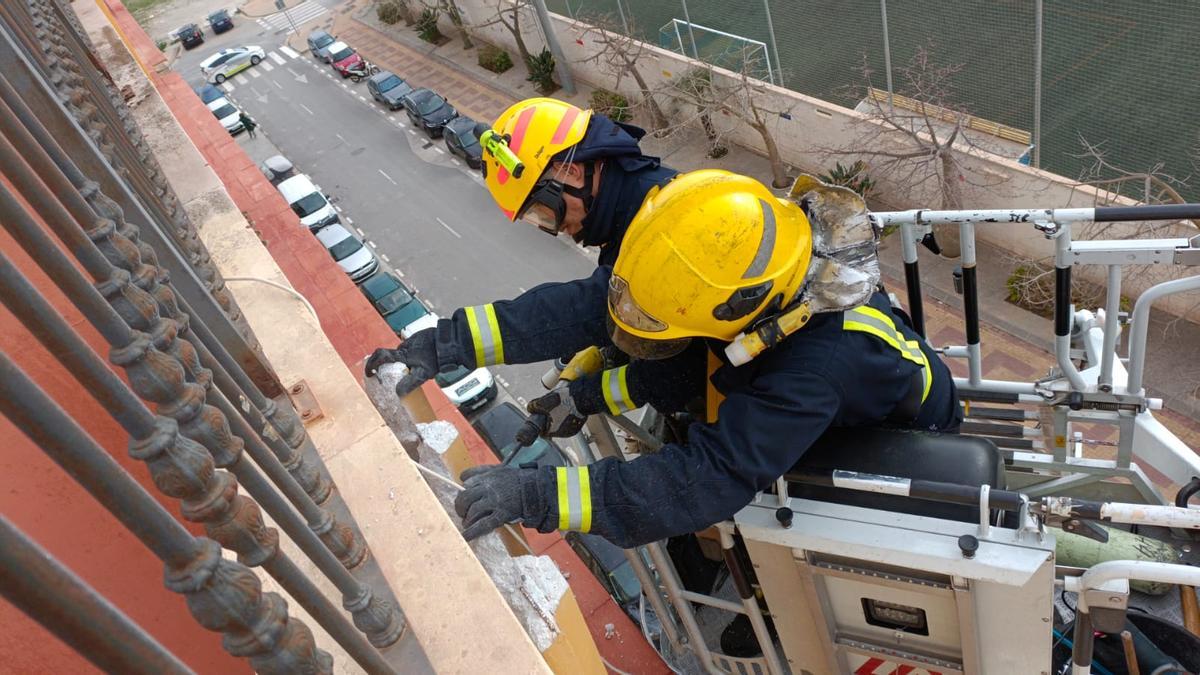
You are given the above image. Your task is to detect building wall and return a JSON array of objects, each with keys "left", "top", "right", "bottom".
[
  {"left": 0, "top": 222, "right": 250, "bottom": 674},
  {"left": 449, "top": 2, "right": 1199, "bottom": 321}
]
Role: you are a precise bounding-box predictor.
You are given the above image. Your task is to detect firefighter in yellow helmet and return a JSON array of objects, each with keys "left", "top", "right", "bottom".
[
  {"left": 453, "top": 170, "right": 961, "bottom": 549},
  {"left": 365, "top": 97, "right": 681, "bottom": 409},
  {"left": 479, "top": 97, "right": 678, "bottom": 263}
]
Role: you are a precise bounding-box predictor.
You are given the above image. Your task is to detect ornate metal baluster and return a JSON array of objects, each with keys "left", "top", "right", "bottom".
[
  {"left": 0, "top": 351, "right": 331, "bottom": 675},
  {"left": 0, "top": 164, "right": 403, "bottom": 650},
  {"left": 0, "top": 250, "right": 395, "bottom": 674}
]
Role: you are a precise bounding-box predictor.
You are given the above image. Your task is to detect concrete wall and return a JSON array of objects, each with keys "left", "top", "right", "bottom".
[{"left": 449, "top": 1, "right": 1199, "bottom": 321}]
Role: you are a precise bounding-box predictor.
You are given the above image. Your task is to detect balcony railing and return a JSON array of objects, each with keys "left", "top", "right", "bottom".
[{"left": 0, "top": 1, "right": 415, "bottom": 671}]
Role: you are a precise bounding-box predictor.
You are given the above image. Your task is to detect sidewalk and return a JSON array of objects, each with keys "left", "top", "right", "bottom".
[{"left": 334, "top": 8, "right": 1200, "bottom": 451}]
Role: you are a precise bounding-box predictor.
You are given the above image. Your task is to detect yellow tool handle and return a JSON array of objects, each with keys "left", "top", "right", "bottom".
[{"left": 557, "top": 347, "right": 605, "bottom": 384}]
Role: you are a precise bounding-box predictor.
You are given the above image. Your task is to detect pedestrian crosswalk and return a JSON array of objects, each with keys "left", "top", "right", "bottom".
[
  {"left": 216, "top": 45, "right": 300, "bottom": 92},
  {"left": 256, "top": 0, "right": 328, "bottom": 34}
]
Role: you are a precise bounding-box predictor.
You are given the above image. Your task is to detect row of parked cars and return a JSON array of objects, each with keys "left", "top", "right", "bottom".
[
  {"left": 307, "top": 30, "right": 483, "bottom": 168},
  {"left": 258, "top": 154, "right": 497, "bottom": 413},
  {"left": 174, "top": 9, "right": 234, "bottom": 50}
]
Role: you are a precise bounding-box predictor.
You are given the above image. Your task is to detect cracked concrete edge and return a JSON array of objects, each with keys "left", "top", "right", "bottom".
[{"left": 84, "top": 2, "right": 553, "bottom": 672}]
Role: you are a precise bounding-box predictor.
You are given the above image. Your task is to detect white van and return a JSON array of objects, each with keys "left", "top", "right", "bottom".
[{"left": 277, "top": 174, "right": 338, "bottom": 231}]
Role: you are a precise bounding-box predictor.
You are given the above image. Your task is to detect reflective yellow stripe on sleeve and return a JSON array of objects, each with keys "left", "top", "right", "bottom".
[
  {"left": 844, "top": 306, "right": 932, "bottom": 403},
  {"left": 464, "top": 304, "right": 505, "bottom": 366},
  {"left": 554, "top": 466, "right": 592, "bottom": 532},
  {"left": 601, "top": 366, "right": 635, "bottom": 415}
]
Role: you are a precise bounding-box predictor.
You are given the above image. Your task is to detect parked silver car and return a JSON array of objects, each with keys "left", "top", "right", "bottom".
[
  {"left": 307, "top": 30, "right": 336, "bottom": 62},
  {"left": 315, "top": 223, "right": 378, "bottom": 283},
  {"left": 200, "top": 45, "right": 266, "bottom": 84}
]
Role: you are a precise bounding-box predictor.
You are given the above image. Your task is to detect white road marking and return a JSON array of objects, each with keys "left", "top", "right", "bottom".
[
  {"left": 270, "top": 79, "right": 283, "bottom": 89},
  {"left": 261, "top": 61, "right": 275, "bottom": 72},
  {"left": 378, "top": 169, "right": 397, "bottom": 185},
  {"left": 451, "top": 158, "right": 461, "bottom": 166},
  {"left": 517, "top": 287, "right": 527, "bottom": 294},
  {"left": 388, "top": 116, "right": 397, "bottom": 121},
  {"left": 397, "top": 269, "right": 405, "bottom": 277},
  {"left": 357, "top": 95, "right": 366, "bottom": 102},
  {"left": 368, "top": 241, "right": 377, "bottom": 249},
  {"left": 407, "top": 129, "right": 416, "bottom": 135},
  {"left": 249, "top": 69, "right": 262, "bottom": 78},
  {"left": 398, "top": 121, "right": 407, "bottom": 128},
  {"left": 268, "top": 51, "right": 286, "bottom": 65},
  {"left": 355, "top": 227, "right": 365, "bottom": 236},
  {"left": 436, "top": 218, "right": 461, "bottom": 238},
  {"left": 345, "top": 217, "right": 353, "bottom": 224},
  {"left": 516, "top": 396, "right": 527, "bottom": 406},
  {"left": 221, "top": 82, "right": 235, "bottom": 91},
  {"left": 299, "top": 103, "right": 314, "bottom": 115},
  {"left": 381, "top": 254, "right": 390, "bottom": 263},
  {"left": 434, "top": 147, "right": 445, "bottom": 155},
  {"left": 261, "top": 3, "right": 328, "bottom": 34},
  {"left": 335, "top": 133, "right": 347, "bottom": 144},
  {"left": 286, "top": 67, "right": 301, "bottom": 78},
  {"left": 279, "top": 45, "right": 301, "bottom": 59},
  {"left": 333, "top": 205, "right": 342, "bottom": 212},
  {"left": 340, "top": 82, "right": 349, "bottom": 89}
]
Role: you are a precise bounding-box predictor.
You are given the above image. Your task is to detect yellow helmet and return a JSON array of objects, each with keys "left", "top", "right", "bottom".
[
  {"left": 482, "top": 97, "right": 592, "bottom": 220},
  {"left": 608, "top": 170, "right": 813, "bottom": 359}
]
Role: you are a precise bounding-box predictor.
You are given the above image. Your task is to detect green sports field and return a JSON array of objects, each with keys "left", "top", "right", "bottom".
[{"left": 551, "top": 0, "right": 1198, "bottom": 198}]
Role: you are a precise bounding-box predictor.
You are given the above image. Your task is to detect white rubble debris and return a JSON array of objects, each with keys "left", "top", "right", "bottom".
[{"left": 416, "top": 420, "right": 458, "bottom": 454}]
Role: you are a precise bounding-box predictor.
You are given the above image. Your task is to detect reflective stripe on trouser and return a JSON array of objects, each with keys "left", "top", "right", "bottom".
[
  {"left": 601, "top": 366, "right": 636, "bottom": 415},
  {"left": 843, "top": 306, "right": 932, "bottom": 403},
  {"left": 464, "top": 304, "right": 504, "bottom": 366},
  {"left": 555, "top": 466, "right": 592, "bottom": 532}
]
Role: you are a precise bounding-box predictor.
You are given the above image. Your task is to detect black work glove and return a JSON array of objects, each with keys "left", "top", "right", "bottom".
[
  {"left": 519, "top": 386, "right": 587, "bottom": 444},
  {"left": 363, "top": 327, "right": 439, "bottom": 397},
  {"left": 454, "top": 465, "right": 545, "bottom": 541}
]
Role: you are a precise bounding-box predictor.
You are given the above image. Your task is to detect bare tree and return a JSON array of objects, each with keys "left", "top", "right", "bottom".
[
  {"left": 833, "top": 44, "right": 986, "bottom": 212},
  {"left": 422, "top": 0, "right": 472, "bottom": 48},
  {"left": 470, "top": 0, "right": 535, "bottom": 74},
  {"left": 662, "top": 61, "right": 795, "bottom": 187},
  {"left": 573, "top": 16, "right": 667, "bottom": 132}
]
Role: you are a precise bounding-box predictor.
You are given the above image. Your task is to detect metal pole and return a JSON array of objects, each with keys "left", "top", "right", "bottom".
[
  {"left": 1033, "top": 0, "right": 1043, "bottom": 168},
  {"left": 761, "top": 0, "right": 783, "bottom": 87},
  {"left": 531, "top": 0, "right": 576, "bottom": 95},
  {"left": 1098, "top": 265, "right": 1121, "bottom": 389},
  {"left": 0, "top": 516, "right": 194, "bottom": 675},
  {"left": 880, "top": 0, "right": 894, "bottom": 111},
  {"left": 614, "top": 0, "right": 630, "bottom": 34},
  {"left": 680, "top": 0, "right": 700, "bottom": 59}
]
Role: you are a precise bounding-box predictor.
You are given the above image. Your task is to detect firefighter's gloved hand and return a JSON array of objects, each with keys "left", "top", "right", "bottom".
[
  {"left": 363, "top": 328, "right": 439, "bottom": 397},
  {"left": 454, "top": 465, "right": 544, "bottom": 541},
  {"left": 523, "top": 386, "right": 587, "bottom": 440}
]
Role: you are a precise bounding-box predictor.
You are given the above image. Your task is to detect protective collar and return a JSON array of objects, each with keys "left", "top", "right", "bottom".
[{"left": 789, "top": 174, "right": 880, "bottom": 314}]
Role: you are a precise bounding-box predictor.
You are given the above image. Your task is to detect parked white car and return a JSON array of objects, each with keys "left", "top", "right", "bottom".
[
  {"left": 436, "top": 364, "right": 497, "bottom": 413},
  {"left": 200, "top": 45, "right": 266, "bottom": 84},
  {"left": 205, "top": 97, "right": 243, "bottom": 135},
  {"left": 314, "top": 223, "right": 378, "bottom": 283},
  {"left": 276, "top": 174, "right": 338, "bottom": 231}
]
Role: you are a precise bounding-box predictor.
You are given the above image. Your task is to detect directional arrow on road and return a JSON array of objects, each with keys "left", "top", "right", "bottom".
[{"left": 295, "top": 73, "right": 307, "bottom": 84}]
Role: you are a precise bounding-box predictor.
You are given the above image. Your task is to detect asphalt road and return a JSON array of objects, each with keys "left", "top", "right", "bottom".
[{"left": 172, "top": 14, "right": 596, "bottom": 407}]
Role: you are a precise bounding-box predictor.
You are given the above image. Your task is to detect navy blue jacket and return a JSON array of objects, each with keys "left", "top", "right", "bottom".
[{"left": 442, "top": 269, "right": 961, "bottom": 548}]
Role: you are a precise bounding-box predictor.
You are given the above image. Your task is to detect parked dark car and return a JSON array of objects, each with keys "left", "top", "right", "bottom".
[
  {"left": 366, "top": 71, "right": 413, "bottom": 110},
  {"left": 471, "top": 402, "right": 567, "bottom": 468},
  {"left": 259, "top": 155, "right": 296, "bottom": 186},
  {"left": 442, "top": 116, "right": 483, "bottom": 169},
  {"left": 307, "top": 29, "right": 336, "bottom": 62},
  {"left": 193, "top": 83, "right": 224, "bottom": 104},
  {"left": 359, "top": 272, "right": 430, "bottom": 336},
  {"left": 207, "top": 9, "right": 234, "bottom": 34},
  {"left": 178, "top": 23, "right": 204, "bottom": 49},
  {"left": 401, "top": 88, "right": 457, "bottom": 138},
  {"left": 565, "top": 532, "right": 646, "bottom": 622}
]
